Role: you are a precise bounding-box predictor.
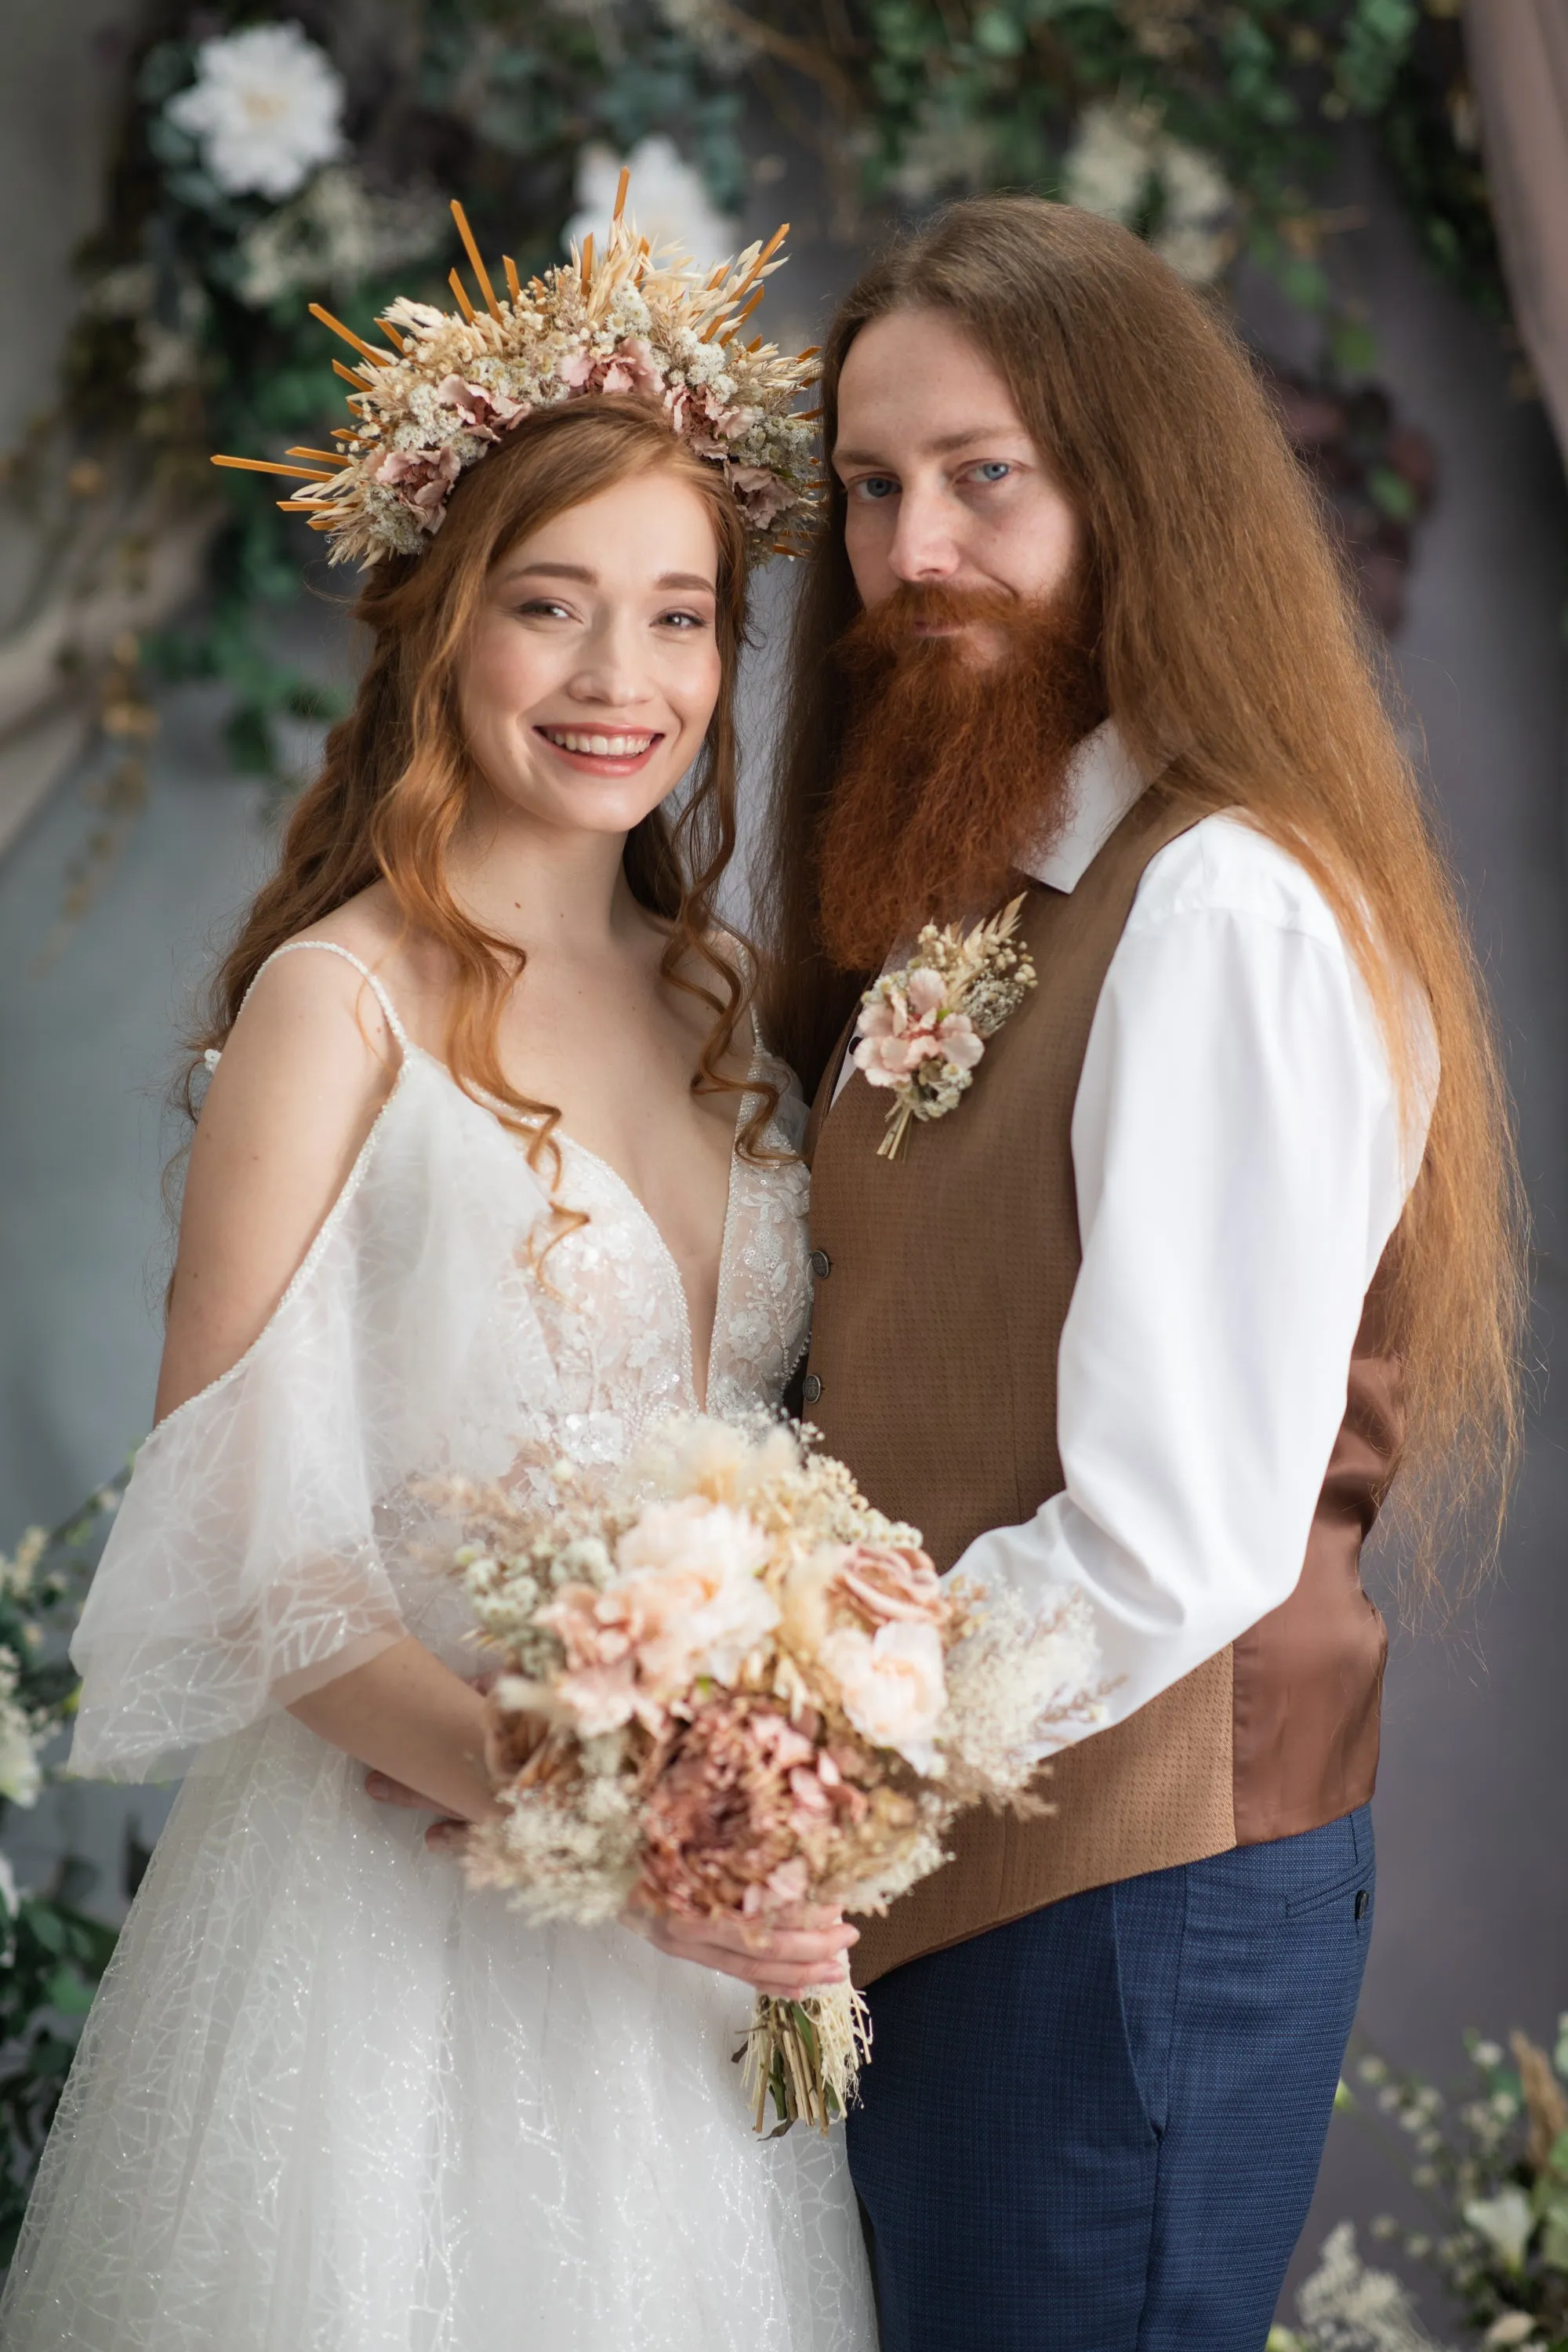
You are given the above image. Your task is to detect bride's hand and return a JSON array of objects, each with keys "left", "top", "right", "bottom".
[
  {"left": 365, "top": 1674, "right": 548, "bottom": 1853},
  {"left": 622, "top": 1891, "right": 858, "bottom": 2000},
  {"left": 363, "top": 1769, "right": 470, "bottom": 1852}
]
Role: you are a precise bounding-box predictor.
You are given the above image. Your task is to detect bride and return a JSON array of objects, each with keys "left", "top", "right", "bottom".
[{"left": 0, "top": 223, "right": 875, "bottom": 2349}]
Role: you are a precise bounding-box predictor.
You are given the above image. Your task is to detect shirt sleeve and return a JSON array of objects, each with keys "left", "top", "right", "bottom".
[{"left": 949, "top": 835, "right": 1425, "bottom": 1750}]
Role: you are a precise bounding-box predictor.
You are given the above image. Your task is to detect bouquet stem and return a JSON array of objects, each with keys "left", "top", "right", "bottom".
[{"left": 738, "top": 1980, "right": 873, "bottom": 2136}]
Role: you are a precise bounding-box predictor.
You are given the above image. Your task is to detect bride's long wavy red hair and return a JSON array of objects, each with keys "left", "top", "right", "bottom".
[{"left": 189, "top": 398, "right": 777, "bottom": 1191}]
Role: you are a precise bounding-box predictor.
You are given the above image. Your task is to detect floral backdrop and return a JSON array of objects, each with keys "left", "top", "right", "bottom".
[
  {"left": 1, "top": 0, "right": 1499, "bottom": 809},
  {"left": 0, "top": 0, "right": 1544, "bottom": 2318}
]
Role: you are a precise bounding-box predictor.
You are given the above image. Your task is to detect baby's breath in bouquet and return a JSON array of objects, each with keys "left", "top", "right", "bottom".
[{"left": 443, "top": 1413, "right": 1102, "bottom": 2132}]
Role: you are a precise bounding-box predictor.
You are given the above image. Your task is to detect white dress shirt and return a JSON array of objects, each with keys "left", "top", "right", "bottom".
[{"left": 833, "top": 720, "right": 1432, "bottom": 1750}]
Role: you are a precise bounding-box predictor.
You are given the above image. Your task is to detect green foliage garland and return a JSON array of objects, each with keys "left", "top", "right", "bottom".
[
  {"left": 0, "top": 2, "right": 1504, "bottom": 794},
  {"left": 0, "top": 1486, "right": 127, "bottom": 2264}
]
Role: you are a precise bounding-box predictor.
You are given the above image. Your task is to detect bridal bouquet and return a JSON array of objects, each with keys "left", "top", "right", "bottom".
[{"left": 441, "top": 1414, "right": 1103, "bottom": 2132}]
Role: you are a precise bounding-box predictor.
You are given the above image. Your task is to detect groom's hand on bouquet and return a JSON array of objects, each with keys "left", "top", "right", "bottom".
[{"left": 622, "top": 1892, "right": 858, "bottom": 2000}]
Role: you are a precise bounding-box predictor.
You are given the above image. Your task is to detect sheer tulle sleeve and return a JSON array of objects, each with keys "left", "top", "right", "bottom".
[{"left": 69, "top": 1058, "right": 557, "bottom": 1781}]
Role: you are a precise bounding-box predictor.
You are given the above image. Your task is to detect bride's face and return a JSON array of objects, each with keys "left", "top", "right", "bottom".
[{"left": 457, "top": 467, "right": 723, "bottom": 842}]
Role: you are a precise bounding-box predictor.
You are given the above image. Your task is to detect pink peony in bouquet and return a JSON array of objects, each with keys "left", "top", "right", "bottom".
[{"left": 444, "top": 1414, "right": 1102, "bottom": 2130}]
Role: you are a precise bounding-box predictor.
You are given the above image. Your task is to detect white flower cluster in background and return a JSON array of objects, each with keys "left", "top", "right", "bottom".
[
  {"left": 1271, "top": 2223, "right": 1454, "bottom": 2352},
  {"left": 165, "top": 22, "right": 346, "bottom": 204},
  {"left": 564, "top": 138, "right": 739, "bottom": 272},
  {"left": 0, "top": 1526, "right": 49, "bottom": 1812},
  {"left": 652, "top": 0, "right": 757, "bottom": 73},
  {"left": 885, "top": 107, "right": 1000, "bottom": 205},
  {"left": 235, "top": 165, "right": 448, "bottom": 309},
  {"left": 0, "top": 1646, "right": 42, "bottom": 1811},
  {"left": 1063, "top": 97, "right": 1235, "bottom": 285}
]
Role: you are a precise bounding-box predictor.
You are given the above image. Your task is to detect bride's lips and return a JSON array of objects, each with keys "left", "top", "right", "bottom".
[{"left": 534, "top": 723, "right": 664, "bottom": 776}]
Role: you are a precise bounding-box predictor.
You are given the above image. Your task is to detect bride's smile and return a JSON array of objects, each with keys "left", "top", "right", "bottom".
[{"left": 458, "top": 470, "right": 722, "bottom": 831}]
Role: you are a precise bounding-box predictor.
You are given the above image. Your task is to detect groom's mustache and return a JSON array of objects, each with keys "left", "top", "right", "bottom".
[
  {"left": 832, "top": 579, "right": 1064, "bottom": 673},
  {"left": 815, "top": 576, "right": 1105, "bottom": 974}
]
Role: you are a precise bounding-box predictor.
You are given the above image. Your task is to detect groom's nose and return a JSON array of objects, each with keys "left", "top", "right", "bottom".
[{"left": 887, "top": 478, "right": 966, "bottom": 585}]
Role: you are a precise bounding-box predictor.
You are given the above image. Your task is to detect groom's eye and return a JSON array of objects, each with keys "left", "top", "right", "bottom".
[
  {"left": 851, "top": 476, "right": 898, "bottom": 503},
  {"left": 971, "top": 462, "right": 1012, "bottom": 485}
]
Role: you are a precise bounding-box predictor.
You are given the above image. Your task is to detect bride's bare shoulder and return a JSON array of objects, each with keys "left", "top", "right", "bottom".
[
  {"left": 157, "top": 892, "right": 411, "bottom": 1421},
  {"left": 231, "top": 887, "right": 410, "bottom": 1057}
]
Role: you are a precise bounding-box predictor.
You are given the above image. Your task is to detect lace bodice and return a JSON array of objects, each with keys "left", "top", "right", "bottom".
[{"left": 69, "top": 942, "right": 811, "bottom": 1780}]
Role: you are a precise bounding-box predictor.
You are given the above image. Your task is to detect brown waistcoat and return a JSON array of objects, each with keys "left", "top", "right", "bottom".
[{"left": 802, "top": 789, "right": 1401, "bottom": 1987}]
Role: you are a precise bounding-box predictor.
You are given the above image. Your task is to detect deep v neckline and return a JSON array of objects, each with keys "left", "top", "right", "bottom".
[
  {"left": 555, "top": 1105, "right": 753, "bottom": 1413},
  {"left": 408, "top": 1042, "right": 754, "bottom": 1412}
]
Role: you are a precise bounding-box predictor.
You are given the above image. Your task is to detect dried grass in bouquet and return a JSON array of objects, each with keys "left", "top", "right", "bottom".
[{"left": 440, "top": 1414, "right": 1104, "bottom": 2132}]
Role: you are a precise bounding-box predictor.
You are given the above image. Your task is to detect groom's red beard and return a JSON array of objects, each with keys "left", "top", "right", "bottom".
[{"left": 815, "top": 580, "right": 1106, "bottom": 973}]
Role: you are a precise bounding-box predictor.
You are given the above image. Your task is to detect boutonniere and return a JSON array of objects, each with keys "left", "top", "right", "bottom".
[{"left": 850, "top": 895, "right": 1038, "bottom": 1161}]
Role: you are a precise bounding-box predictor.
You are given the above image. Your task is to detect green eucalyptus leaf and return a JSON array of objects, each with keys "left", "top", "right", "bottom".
[
  {"left": 44, "top": 1965, "right": 97, "bottom": 2018},
  {"left": 1367, "top": 464, "right": 1419, "bottom": 521},
  {"left": 19, "top": 1901, "right": 67, "bottom": 1957},
  {"left": 973, "top": 9, "right": 1025, "bottom": 59},
  {"left": 1330, "top": 318, "right": 1381, "bottom": 379}
]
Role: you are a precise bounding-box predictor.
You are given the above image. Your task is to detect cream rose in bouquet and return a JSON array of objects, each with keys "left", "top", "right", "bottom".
[{"left": 442, "top": 1414, "right": 1103, "bottom": 2131}]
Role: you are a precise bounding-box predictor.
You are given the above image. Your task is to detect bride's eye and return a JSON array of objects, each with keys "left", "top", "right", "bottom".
[
  {"left": 514, "top": 597, "right": 573, "bottom": 621},
  {"left": 656, "top": 608, "right": 709, "bottom": 632}
]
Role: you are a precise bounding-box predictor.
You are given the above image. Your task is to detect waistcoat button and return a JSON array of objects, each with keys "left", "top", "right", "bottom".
[
  {"left": 809, "top": 1249, "right": 832, "bottom": 1279},
  {"left": 802, "top": 1374, "right": 823, "bottom": 1405}
]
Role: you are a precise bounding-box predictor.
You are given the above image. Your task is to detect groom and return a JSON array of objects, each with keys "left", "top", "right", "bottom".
[{"left": 655, "top": 198, "right": 1515, "bottom": 2347}]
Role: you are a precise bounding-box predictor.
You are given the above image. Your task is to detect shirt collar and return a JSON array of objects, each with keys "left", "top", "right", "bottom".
[{"left": 1022, "top": 717, "right": 1148, "bottom": 894}]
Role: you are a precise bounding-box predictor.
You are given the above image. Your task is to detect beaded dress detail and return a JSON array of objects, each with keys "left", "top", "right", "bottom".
[{"left": 1, "top": 942, "right": 873, "bottom": 2352}]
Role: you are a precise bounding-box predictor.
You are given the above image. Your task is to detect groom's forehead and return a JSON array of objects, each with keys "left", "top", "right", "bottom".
[{"left": 832, "top": 425, "right": 1018, "bottom": 469}]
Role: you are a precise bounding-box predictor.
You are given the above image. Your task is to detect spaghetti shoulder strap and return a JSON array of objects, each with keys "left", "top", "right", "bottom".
[{"left": 245, "top": 939, "right": 412, "bottom": 1051}]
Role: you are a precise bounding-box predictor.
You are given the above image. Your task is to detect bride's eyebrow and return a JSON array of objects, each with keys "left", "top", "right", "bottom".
[
  {"left": 501, "top": 561, "right": 713, "bottom": 592},
  {"left": 507, "top": 561, "right": 594, "bottom": 583}
]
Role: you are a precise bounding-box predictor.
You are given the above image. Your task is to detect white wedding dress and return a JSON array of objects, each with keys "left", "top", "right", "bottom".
[{"left": 1, "top": 942, "right": 877, "bottom": 2352}]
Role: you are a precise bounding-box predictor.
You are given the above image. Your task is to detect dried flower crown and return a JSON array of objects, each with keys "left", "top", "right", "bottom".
[{"left": 212, "top": 175, "right": 821, "bottom": 565}]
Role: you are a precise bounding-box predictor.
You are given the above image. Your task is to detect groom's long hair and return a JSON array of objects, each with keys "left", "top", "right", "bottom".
[{"left": 757, "top": 194, "right": 1525, "bottom": 1598}]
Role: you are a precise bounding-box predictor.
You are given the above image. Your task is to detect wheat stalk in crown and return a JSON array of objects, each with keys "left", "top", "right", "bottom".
[{"left": 212, "top": 173, "right": 822, "bottom": 567}]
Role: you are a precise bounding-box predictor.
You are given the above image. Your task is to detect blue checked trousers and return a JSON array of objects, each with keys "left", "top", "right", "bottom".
[{"left": 845, "top": 1806, "right": 1374, "bottom": 2351}]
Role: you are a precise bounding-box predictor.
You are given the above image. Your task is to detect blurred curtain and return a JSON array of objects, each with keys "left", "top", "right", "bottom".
[{"left": 1465, "top": 1, "right": 1568, "bottom": 465}]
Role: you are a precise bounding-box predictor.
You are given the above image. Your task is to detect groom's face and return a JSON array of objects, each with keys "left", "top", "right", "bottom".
[{"left": 833, "top": 308, "right": 1081, "bottom": 663}]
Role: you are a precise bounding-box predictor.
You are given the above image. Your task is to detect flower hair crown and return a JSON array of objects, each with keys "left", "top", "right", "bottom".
[{"left": 212, "top": 174, "right": 822, "bottom": 566}]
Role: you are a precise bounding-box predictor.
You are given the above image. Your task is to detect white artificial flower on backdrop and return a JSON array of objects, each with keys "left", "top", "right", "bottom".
[
  {"left": 235, "top": 164, "right": 448, "bottom": 307},
  {"left": 166, "top": 22, "right": 347, "bottom": 205},
  {"left": 1064, "top": 100, "right": 1156, "bottom": 223},
  {"left": 0, "top": 1849, "right": 18, "bottom": 1917},
  {"left": 564, "top": 135, "right": 739, "bottom": 269},
  {"left": 1063, "top": 98, "right": 1235, "bottom": 286},
  {"left": 1287, "top": 2222, "right": 1454, "bottom": 2350},
  {"left": 0, "top": 1648, "right": 42, "bottom": 1810}
]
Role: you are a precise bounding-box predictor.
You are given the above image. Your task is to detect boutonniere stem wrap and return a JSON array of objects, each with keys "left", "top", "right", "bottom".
[{"left": 851, "top": 895, "right": 1038, "bottom": 1161}]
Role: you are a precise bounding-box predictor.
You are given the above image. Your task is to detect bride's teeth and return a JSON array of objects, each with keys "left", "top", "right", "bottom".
[{"left": 546, "top": 728, "right": 652, "bottom": 756}]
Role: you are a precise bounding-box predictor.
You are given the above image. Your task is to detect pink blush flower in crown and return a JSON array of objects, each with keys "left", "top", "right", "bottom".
[{"left": 210, "top": 182, "right": 821, "bottom": 565}]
